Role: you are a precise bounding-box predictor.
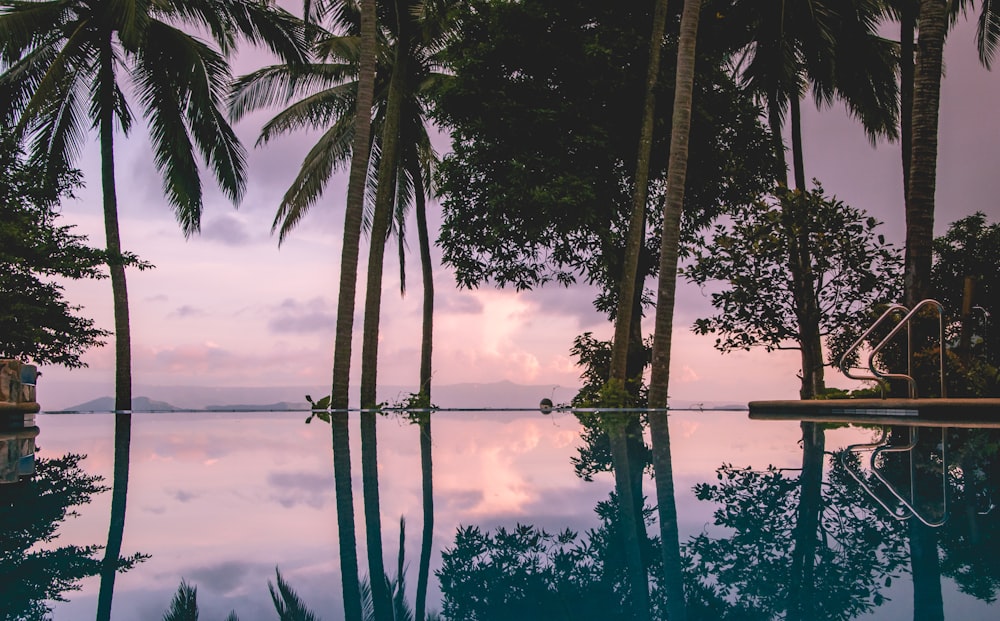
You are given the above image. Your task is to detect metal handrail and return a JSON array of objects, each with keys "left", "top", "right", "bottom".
[
  {"left": 867, "top": 299, "right": 946, "bottom": 399},
  {"left": 838, "top": 304, "right": 909, "bottom": 397}
]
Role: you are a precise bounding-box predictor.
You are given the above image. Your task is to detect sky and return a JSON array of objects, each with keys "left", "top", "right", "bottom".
[{"left": 37, "top": 13, "right": 1000, "bottom": 410}]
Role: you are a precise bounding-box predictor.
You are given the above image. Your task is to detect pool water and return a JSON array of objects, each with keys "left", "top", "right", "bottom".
[{"left": 3, "top": 409, "right": 998, "bottom": 620}]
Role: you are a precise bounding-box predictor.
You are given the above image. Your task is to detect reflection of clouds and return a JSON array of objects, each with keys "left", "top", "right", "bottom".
[{"left": 266, "top": 470, "right": 334, "bottom": 509}]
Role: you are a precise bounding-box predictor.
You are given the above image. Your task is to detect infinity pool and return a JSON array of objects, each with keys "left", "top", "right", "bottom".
[{"left": 4, "top": 409, "right": 998, "bottom": 620}]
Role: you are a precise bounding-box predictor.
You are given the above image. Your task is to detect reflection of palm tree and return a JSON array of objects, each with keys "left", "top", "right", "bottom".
[
  {"left": 415, "top": 411, "right": 434, "bottom": 621},
  {"left": 97, "top": 413, "right": 132, "bottom": 620},
  {"left": 645, "top": 1, "right": 702, "bottom": 619}
]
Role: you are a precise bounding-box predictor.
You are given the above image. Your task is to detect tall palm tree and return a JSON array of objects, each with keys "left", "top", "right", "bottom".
[
  {"left": 601, "top": 0, "right": 671, "bottom": 618},
  {"left": 0, "top": 0, "right": 307, "bottom": 411},
  {"left": 230, "top": 2, "right": 443, "bottom": 618},
  {"left": 645, "top": 2, "right": 700, "bottom": 621},
  {"left": 0, "top": 3, "right": 305, "bottom": 619}
]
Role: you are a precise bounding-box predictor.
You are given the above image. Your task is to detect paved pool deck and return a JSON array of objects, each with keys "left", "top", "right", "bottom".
[{"left": 749, "top": 398, "right": 1000, "bottom": 428}]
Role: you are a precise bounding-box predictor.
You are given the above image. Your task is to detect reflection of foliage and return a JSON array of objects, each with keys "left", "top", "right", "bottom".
[
  {"left": 568, "top": 334, "right": 651, "bottom": 488},
  {"left": 685, "top": 462, "right": 908, "bottom": 620},
  {"left": 939, "top": 429, "right": 1000, "bottom": 603},
  {"left": 437, "top": 497, "right": 660, "bottom": 621},
  {"left": 0, "top": 453, "right": 143, "bottom": 620}
]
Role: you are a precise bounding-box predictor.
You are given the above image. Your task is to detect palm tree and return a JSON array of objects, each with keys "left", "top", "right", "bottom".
[
  {"left": 600, "top": 0, "right": 671, "bottom": 618},
  {"left": 645, "top": 2, "right": 701, "bottom": 620},
  {"left": 0, "top": 0, "right": 307, "bottom": 412},
  {"left": 230, "top": 2, "right": 444, "bottom": 617},
  {"left": 0, "top": 3, "right": 305, "bottom": 619}
]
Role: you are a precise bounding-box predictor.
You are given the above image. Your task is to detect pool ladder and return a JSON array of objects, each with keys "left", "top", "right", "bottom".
[
  {"left": 837, "top": 299, "right": 946, "bottom": 399},
  {"left": 837, "top": 300, "right": 949, "bottom": 527}
]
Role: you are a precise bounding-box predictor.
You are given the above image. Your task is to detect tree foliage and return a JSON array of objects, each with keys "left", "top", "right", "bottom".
[
  {"left": 432, "top": 0, "right": 775, "bottom": 310},
  {"left": 0, "top": 134, "right": 108, "bottom": 367},
  {"left": 931, "top": 212, "right": 1000, "bottom": 365},
  {"left": 685, "top": 182, "right": 902, "bottom": 365}
]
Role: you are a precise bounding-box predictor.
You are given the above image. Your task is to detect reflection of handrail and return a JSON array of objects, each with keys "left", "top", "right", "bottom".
[
  {"left": 839, "top": 304, "right": 909, "bottom": 397},
  {"left": 869, "top": 427, "right": 949, "bottom": 528},
  {"left": 840, "top": 428, "right": 912, "bottom": 521}
]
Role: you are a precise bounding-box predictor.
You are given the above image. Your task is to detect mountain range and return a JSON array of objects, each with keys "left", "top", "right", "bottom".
[{"left": 52, "top": 381, "right": 746, "bottom": 413}]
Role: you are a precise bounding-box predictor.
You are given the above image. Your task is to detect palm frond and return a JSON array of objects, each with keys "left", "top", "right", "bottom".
[
  {"left": 273, "top": 118, "right": 355, "bottom": 243},
  {"left": 268, "top": 568, "right": 320, "bottom": 621},
  {"left": 163, "top": 580, "right": 199, "bottom": 621},
  {"left": 135, "top": 20, "right": 247, "bottom": 232},
  {"left": 229, "top": 62, "right": 357, "bottom": 124},
  {"left": 257, "top": 81, "right": 358, "bottom": 144},
  {"left": 978, "top": 0, "right": 1000, "bottom": 68},
  {"left": 226, "top": 0, "right": 309, "bottom": 64}
]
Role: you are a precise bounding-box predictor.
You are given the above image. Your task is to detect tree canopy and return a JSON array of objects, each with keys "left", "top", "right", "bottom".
[
  {"left": 432, "top": 0, "right": 775, "bottom": 311},
  {"left": 0, "top": 134, "right": 108, "bottom": 367},
  {"left": 685, "top": 183, "right": 902, "bottom": 368}
]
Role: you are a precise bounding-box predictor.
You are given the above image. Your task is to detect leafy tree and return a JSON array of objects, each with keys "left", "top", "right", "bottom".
[
  {"left": 0, "top": 453, "right": 143, "bottom": 621},
  {"left": 433, "top": 0, "right": 774, "bottom": 302},
  {"left": 0, "top": 133, "right": 108, "bottom": 368},
  {"left": 931, "top": 212, "right": 1000, "bottom": 369},
  {"left": 685, "top": 183, "right": 902, "bottom": 398}
]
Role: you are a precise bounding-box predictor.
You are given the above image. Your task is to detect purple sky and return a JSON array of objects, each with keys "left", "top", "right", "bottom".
[{"left": 40, "top": 14, "right": 1000, "bottom": 409}]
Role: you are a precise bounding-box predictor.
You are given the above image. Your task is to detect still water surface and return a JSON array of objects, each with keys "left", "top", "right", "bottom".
[{"left": 5, "top": 409, "right": 999, "bottom": 620}]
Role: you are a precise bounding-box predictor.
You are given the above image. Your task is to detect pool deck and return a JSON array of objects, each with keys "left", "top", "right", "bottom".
[{"left": 748, "top": 398, "right": 1000, "bottom": 428}]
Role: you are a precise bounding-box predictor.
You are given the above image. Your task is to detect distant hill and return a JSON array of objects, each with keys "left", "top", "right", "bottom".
[{"left": 59, "top": 396, "right": 182, "bottom": 413}]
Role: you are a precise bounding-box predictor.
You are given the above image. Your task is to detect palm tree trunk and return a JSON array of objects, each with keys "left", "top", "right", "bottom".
[
  {"left": 647, "top": 2, "right": 702, "bottom": 620},
  {"left": 603, "top": 2, "right": 670, "bottom": 617},
  {"left": 410, "top": 162, "right": 435, "bottom": 621},
  {"left": 768, "top": 97, "right": 789, "bottom": 186},
  {"left": 96, "top": 34, "right": 132, "bottom": 621},
  {"left": 608, "top": 0, "right": 669, "bottom": 384},
  {"left": 412, "top": 163, "right": 434, "bottom": 400},
  {"left": 359, "top": 4, "right": 410, "bottom": 617},
  {"left": 790, "top": 94, "right": 806, "bottom": 191},
  {"left": 906, "top": 0, "right": 946, "bottom": 307},
  {"left": 330, "top": 0, "right": 378, "bottom": 617},
  {"left": 900, "top": 0, "right": 915, "bottom": 201}
]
